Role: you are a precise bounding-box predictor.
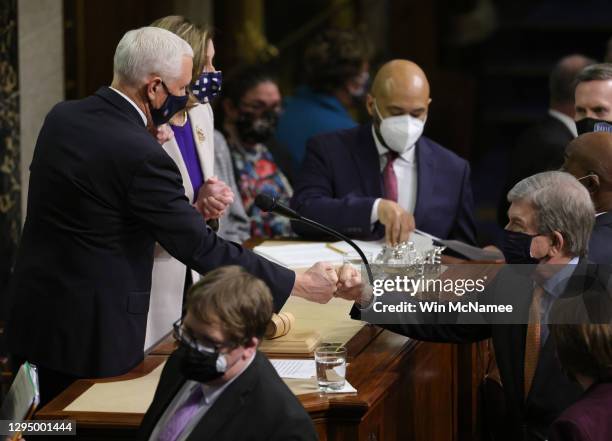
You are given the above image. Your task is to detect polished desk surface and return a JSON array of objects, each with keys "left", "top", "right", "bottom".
[
  {"left": 35, "top": 239, "right": 502, "bottom": 440},
  {"left": 35, "top": 324, "right": 401, "bottom": 425}
]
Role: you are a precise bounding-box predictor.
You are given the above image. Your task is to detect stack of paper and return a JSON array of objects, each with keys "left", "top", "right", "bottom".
[
  {"left": 271, "top": 359, "right": 316, "bottom": 379},
  {"left": 271, "top": 359, "right": 357, "bottom": 394}
]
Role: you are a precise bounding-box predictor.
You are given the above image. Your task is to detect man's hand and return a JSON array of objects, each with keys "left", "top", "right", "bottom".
[
  {"left": 291, "top": 262, "right": 338, "bottom": 304},
  {"left": 483, "top": 245, "right": 505, "bottom": 263},
  {"left": 152, "top": 123, "right": 174, "bottom": 144},
  {"left": 194, "top": 177, "right": 234, "bottom": 220},
  {"left": 378, "top": 199, "right": 415, "bottom": 246},
  {"left": 335, "top": 263, "right": 365, "bottom": 302}
]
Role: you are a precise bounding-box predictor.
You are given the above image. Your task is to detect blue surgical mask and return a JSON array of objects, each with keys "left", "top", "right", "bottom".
[
  {"left": 500, "top": 230, "right": 540, "bottom": 264},
  {"left": 191, "top": 71, "right": 222, "bottom": 104},
  {"left": 149, "top": 82, "right": 189, "bottom": 126}
]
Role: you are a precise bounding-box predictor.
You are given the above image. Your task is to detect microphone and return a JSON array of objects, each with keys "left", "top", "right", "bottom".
[{"left": 254, "top": 194, "right": 374, "bottom": 284}]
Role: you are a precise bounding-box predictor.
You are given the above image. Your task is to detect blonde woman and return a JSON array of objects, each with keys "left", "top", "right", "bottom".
[{"left": 146, "top": 16, "right": 239, "bottom": 349}]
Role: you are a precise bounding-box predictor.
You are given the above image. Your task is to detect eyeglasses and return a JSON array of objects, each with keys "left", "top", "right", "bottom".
[{"left": 172, "top": 318, "right": 229, "bottom": 353}]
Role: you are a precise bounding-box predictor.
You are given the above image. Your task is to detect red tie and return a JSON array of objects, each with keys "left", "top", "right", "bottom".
[{"left": 383, "top": 152, "right": 398, "bottom": 202}]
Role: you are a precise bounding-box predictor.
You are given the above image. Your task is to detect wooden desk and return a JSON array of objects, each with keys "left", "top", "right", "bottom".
[
  {"left": 35, "top": 239, "right": 500, "bottom": 441},
  {"left": 36, "top": 325, "right": 461, "bottom": 441}
]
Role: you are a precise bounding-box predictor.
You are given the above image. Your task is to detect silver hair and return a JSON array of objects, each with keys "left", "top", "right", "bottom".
[
  {"left": 113, "top": 27, "right": 193, "bottom": 87},
  {"left": 507, "top": 171, "right": 595, "bottom": 257}
]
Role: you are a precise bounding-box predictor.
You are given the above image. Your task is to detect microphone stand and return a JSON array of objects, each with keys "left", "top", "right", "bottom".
[{"left": 292, "top": 218, "right": 374, "bottom": 285}]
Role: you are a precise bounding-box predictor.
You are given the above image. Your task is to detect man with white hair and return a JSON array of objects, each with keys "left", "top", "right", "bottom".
[
  {"left": 346, "top": 171, "right": 601, "bottom": 440},
  {"left": 6, "top": 27, "right": 345, "bottom": 406}
]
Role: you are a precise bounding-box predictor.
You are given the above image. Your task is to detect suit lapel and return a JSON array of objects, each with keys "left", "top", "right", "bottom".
[
  {"left": 414, "top": 137, "right": 435, "bottom": 227},
  {"left": 188, "top": 104, "right": 215, "bottom": 180},
  {"left": 351, "top": 124, "right": 384, "bottom": 198},
  {"left": 162, "top": 135, "right": 195, "bottom": 202},
  {"left": 187, "top": 353, "right": 261, "bottom": 441},
  {"left": 141, "top": 361, "right": 187, "bottom": 440}
]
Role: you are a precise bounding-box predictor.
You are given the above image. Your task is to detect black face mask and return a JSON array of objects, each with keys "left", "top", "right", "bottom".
[
  {"left": 500, "top": 230, "right": 540, "bottom": 264},
  {"left": 177, "top": 342, "right": 227, "bottom": 383},
  {"left": 149, "top": 82, "right": 189, "bottom": 127},
  {"left": 575, "top": 117, "right": 612, "bottom": 136},
  {"left": 235, "top": 109, "right": 279, "bottom": 144}
]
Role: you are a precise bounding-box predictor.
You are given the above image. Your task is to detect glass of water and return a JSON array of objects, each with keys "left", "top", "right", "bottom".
[{"left": 315, "top": 343, "right": 347, "bottom": 392}]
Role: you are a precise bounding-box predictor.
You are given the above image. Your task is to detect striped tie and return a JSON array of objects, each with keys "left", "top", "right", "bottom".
[{"left": 524, "top": 285, "right": 544, "bottom": 400}]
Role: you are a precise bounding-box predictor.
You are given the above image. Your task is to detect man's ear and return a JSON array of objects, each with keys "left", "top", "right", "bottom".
[
  {"left": 365, "top": 94, "right": 375, "bottom": 117},
  {"left": 242, "top": 337, "right": 258, "bottom": 359},
  {"left": 145, "top": 78, "right": 162, "bottom": 101},
  {"left": 548, "top": 231, "right": 565, "bottom": 257},
  {"left": 583, "top": 173, "right": 601, "bottom": 195}
]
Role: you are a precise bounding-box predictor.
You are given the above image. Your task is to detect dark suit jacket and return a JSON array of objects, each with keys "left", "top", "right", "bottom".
[
  {"left": 290, "top": 124, "right": 477, "bottom": 245},
  {"left": 138, "top": 351, "right": 318, "bottom": 441},
  {"left": 588, "top": 212, "right": 612, "bottom": 264},
  {"left": 352, "top": 260, "right": 609, "bottom": 441},
  {"left": 548, "top": 383, "right": 612, "bottom": 441},
  {"left": 6, "top": 88, "right": 294, "bottom": 378},
  {"left": 498, "top": 114, "right": 574, "bottom": 226}
]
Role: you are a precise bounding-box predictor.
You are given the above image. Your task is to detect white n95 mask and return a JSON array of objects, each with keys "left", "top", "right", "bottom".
[{"left": 374, "top": 100, "right": 425, "bottom": 154}]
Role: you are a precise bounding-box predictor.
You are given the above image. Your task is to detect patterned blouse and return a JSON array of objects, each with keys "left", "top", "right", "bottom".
[{"left": 228, "top": 139, "right": 293, "bottom": 238}]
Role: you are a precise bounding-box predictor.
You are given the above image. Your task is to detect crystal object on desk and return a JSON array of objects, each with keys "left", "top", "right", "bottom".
[{"left": 372, "top": 241, "right": 446, "bottom": 279}]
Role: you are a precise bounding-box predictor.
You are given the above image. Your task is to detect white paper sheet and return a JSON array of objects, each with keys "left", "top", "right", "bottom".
[
  {"left": 271, "top": 359, "right": 316, "bottom": 379},
  {"left": 253, "top": 243, "right": 344, "bottom": 269},
  {"left": 327, "top": 381, "right": 357, "bottom": 394}
]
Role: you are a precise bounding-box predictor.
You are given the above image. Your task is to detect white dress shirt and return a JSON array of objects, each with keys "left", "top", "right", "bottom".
[
  {"left": 148, "top": 353, "right": 255, "bottom": 441},
  {"left": 370, "top": 127, "right": 418, "bottom": 223},
  {"left": 109, "top": 87, "right": 148, "bottom": 126},
  {"left": 548, "top": 109, "right": 577, "bottom": 138}
]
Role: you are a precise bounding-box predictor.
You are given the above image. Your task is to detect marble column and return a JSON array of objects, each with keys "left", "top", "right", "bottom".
[
  {"left": 0, "top": 0, "right": 19, "bottom": 304},
  {"left": 18, "top": 0, "right": 64, "bottom": 217}
]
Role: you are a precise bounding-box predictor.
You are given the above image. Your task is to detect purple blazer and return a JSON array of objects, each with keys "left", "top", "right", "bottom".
[
  {"left": 548, "top": 383, "right": 612, "bottom": 441},
  {"left": 290, "top": 124, "right": 477, "bottom": 245}
]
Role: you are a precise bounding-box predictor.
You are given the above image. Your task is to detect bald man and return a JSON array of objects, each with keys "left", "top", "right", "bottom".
[
  {"left": 563, "top": 132, "right": 612, "bottom": 263},
  {"left": 291, "top": 60, "right": 476, "bottom": 246}
]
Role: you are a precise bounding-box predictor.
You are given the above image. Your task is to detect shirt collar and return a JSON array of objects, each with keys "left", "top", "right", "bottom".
[
  {"left": 109, "top": 87, "right": 148, "bottom": 126},
  {"left": 371, "top": 126, "right": 416, "bottom": 163},
  {"left": 541, "top": 256, "right": 579, "bottom": 299},
  {"left": 548, "top": 109, "right": 578, "bottom": 138}
]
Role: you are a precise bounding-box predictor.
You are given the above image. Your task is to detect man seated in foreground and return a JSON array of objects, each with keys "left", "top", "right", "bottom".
[{"left": 139, "top": 266, "right": 318, "bottom": 441}]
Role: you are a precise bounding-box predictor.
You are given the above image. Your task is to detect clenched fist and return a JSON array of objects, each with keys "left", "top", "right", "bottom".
[{"left": 291, "top": 262, "right": 338, "bottom": 304}]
